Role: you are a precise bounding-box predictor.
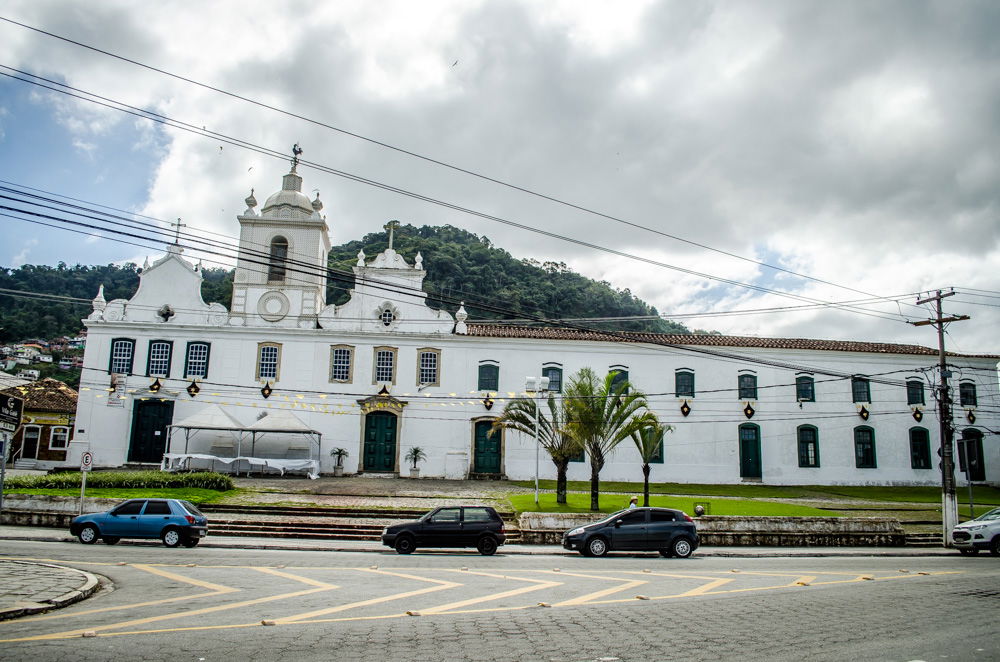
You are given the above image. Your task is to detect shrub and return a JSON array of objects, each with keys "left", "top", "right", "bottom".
[{"left": 4, "top": 471, "right": 234, "bottom": 491}]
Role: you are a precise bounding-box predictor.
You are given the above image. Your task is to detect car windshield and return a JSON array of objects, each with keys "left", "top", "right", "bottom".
[
  {"left": 974, "top": 508, "right": 1000, "bottom": 522},
  {"left": 593, "top": 509, "right": 630, "bottom": 525}
]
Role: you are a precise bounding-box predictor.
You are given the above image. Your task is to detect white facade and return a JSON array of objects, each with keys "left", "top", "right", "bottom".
[{"left": 65, "top": 165, "right": 1000, "bottom": 486}]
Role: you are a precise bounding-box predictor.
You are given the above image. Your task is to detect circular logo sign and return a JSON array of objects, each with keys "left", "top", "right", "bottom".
[{"left": 81, "top": 451, "right": 94, "bottom": 470}]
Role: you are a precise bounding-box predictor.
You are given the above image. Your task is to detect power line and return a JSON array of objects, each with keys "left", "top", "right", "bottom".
[
  {"left": 0, "top": 15, "right": 918, "bottom": 311},
  {"left": 0, "top": 64, "right": 919, "bottom": 326}
]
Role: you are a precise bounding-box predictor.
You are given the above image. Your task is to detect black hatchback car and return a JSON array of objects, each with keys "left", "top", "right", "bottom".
[
  {"left": 382, "top": 506, "right": 506, "bottom": 555},
  {"left": 562, "top": 507, "right": 698, "bottom": 558}
]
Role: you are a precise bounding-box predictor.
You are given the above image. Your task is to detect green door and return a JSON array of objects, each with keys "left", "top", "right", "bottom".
[
  {"left": 473, "top": 420, "right": 501, "bottom": 474},
  {"left": 364, "top": 412, "right": 397, "bottom": 472},
  {"left": 739, "top": 424, "right": 762, "bottom": 478},
  {"left": 128, "top": 399, "right": 175, "bottom": 463}
]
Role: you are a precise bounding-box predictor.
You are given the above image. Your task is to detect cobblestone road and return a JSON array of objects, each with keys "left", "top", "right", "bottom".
[{"left": 1, "top": 541, "right": 997, "bottom": 661}]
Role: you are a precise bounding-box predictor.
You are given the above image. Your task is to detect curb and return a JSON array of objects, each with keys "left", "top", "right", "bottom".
[
  {"left": 2, "top": 533, "right": 959, "bottom": 557},
  {"left": 0, "top": 562, "right": 101, "bottom": 621}
]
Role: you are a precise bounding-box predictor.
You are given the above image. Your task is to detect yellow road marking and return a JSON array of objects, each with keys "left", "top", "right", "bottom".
[
  {"left": 674, "top": 577, "right": 736, "bottom": 596},
  {"left": 0, "top": 585, "right": 337, "bottom": 642},
  {"left": 277, "top": 569, "right": 461, "bottom": 624},
  {"left": 536, "top": 571, "right": 648, "bottom": 607},
  {"left": 252, "top": 567, "right": 339, "bottom": 589},
  {"left": 421, "top": 570, "right": 562, "bottom": 614},
  {"left": 130, "top": 563, "right": 238, "bottom": 593}
]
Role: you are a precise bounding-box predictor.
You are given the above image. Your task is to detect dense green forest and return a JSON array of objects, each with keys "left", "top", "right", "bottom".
[{"left": 0, "top": 225, "right": 689, "bottom": 342}]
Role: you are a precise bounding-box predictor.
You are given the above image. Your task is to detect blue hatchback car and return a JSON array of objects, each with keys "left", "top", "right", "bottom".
[{"left": 70, "top": 498, "right": 209, "bottom": 548}]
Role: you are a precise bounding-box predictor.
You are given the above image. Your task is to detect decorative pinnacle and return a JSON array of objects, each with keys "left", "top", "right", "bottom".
[{"left": 291, "top": 143, "right": 303, "bottom": 172}]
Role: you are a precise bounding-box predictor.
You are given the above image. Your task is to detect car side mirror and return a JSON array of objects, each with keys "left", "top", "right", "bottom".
[{"left": 614, "top": 520, "right": 622, "bottom": 528}]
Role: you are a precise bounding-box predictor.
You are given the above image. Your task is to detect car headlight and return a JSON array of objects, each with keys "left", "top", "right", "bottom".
[
  {"left": 568, "top": 527, "right": 585, "bottom": 537},
  {"left": 965, "top": 524, "right": 986, "bottom": 531},
  {"left": 382, "top": 527, "right": 389, "bottom": 535}
]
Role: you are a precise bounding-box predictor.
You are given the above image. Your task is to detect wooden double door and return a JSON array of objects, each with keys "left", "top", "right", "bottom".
[{"left": 364, "top": 412, "right": 397, "bottom": 472}]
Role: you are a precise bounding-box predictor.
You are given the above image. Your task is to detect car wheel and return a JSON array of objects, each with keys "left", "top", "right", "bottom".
[
  {"left": 671, "top": 537, "right": 694, "bottom": 559},
  {"left": 477, "top": 536, "right": 498, "bottom": 556},
  {"left": 395, "top": 536, "right": 416, "bottom": 555},
  {"left": 990, "top": 536, "right": 1000, "bottom": 557},
  {"left": 161, "top": 528, "right": 182, "bottom": 548},
  {"left": 659, "top": 549, "right": 673, "bottom": 558},
  {"left": 182, "top": 537, "right": 200, "bottom": 548},
  {"left": 78, "top": 524, "right": 99, "bottom": 545},
  {"left": 103, "top": 536, "right": 120, "bottom": 545},
  {"left": 586, "top": 536, "right": 608, "bottom": 557},
  {"left": 958, "top": 548, "right": 978, "bottom": 556}
]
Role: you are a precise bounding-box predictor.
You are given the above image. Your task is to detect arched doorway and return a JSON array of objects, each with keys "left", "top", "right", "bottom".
[
  {"left": 473, "top": 420, "right": 501, "bottom": 474},
  {"left": 363, "top": 411, "right": 397, "bottom": 472}
]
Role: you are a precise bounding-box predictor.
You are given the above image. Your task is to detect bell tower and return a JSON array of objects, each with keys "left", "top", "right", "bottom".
[{"left": 230, "top": 146, "right": 331, "bottom": 328}]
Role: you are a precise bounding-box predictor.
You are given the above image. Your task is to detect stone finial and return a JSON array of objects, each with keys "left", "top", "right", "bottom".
[
  {"left": 143, "top": 256, "right": 150, "bottom": 270},
  {"left": 311, "top": 192, "right": 323, "bottom": 212},
  {"left": 455, "top": 302, "right": 468, "bottom": 335},
  {"left": 245, "top": 188, "right": 257, "bottom": 209},
  {"left": 92, "top": 284, "right": 107, "bottom": 312},
  {"left": 415, "top": 252, "right": 424, "bottom": 270},
  {"left": 356, "top": 250, "right": 366, "bottom": 267}
]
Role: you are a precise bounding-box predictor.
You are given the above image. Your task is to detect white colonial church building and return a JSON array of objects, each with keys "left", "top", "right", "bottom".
[{"left": 64, "top": 160, "right": 999, "bottom": 486}]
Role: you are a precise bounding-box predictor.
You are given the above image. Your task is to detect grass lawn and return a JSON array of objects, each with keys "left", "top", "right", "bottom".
[
  {"left": 508, "top": 493, "right": 839, "bottom": 516},
  {"left": 508, "top": 480, "right": 1000, "bottom": 505},
  {"left": 4, "top": 488, "right": 239, "bottom": 504}
]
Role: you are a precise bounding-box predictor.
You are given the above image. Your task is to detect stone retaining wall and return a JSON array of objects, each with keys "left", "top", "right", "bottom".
[{"left": 517, "top": 512, "right": 906, "bottom": 546}]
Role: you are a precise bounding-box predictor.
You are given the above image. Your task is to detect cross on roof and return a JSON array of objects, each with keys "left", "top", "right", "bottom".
[
  {"left": 170, "top": 218, "right": 186, "bottom": 244},
  {"left": 384, "top": 220, "right": 400, "bottom": 250}
]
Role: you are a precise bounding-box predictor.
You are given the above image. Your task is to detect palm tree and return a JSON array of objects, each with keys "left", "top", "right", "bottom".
[
  {"left": 564, "top": 367, "right": 657, "bottom": 511},
  {"left": 631, "top": 420, "right": 672, "bottom": 507},
  {"left": 493, "top": 393, "right": 580, "bottom": 504}
]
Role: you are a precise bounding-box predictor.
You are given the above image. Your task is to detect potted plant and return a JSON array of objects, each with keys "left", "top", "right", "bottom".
[
  {"left": 330, "top": 447, "right": 349, "bottom": 476},
  {"left": 404, "top": 446, "right": 427, "bottom": 478}
]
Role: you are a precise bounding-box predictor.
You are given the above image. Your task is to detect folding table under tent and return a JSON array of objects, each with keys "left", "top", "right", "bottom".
[{"left": 162, "top": 405, "right": 322, "bottom": 478}]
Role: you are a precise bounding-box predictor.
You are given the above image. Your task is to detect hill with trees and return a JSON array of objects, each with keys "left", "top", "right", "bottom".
[{"left": 0, "top": 225, "right": 689, "bottom": 342}]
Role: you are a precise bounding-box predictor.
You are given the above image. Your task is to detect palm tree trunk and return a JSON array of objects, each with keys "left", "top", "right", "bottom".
[
  {"left": 554, "top": 459, "right": 569, "bottom": 504},
  {"left": 590, "top": 461, "right": 600, "bottom": 511},
  {"left": 642, "top": 463, "right": 651, "bottom": 507}
]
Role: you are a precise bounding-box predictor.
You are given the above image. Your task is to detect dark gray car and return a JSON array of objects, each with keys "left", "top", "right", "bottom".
[{"left": 562, "top": 507, "right": 699, "bottom": 558}]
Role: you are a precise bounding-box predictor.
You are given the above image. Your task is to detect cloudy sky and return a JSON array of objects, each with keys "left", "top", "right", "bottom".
[{"left": 0, "top": 1, "right": 997, "bottom": 353}]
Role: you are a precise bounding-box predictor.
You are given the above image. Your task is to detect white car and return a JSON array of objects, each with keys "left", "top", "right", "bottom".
[{"left": 951, "top": 507, "right": 1000, "bottom": 556}]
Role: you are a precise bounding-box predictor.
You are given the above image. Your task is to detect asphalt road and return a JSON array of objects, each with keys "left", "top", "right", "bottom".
[{"left": 1, "top": 539, "right": 998, "bottom": 662}]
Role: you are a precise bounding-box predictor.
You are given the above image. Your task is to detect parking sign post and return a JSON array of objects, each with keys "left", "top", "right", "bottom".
[
  {"left": 79, "top": 451, "right": 93, "bottom": 515},
  {"left": 0, "top": 395, "right": 23, "bottom": 524}
]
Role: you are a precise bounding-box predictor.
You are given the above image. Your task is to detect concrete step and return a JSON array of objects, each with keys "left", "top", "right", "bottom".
[{"left": 905, "top": 533, "right": 944, "bottom": 547}]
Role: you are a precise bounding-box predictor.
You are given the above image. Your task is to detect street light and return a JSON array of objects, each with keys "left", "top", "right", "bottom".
[{"left": 525, "top": 376, "right": 550, "bottom": 505}]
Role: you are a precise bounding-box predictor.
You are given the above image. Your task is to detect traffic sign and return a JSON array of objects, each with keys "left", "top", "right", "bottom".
[
  {"left": 81, "top": 451, "right": 94, "bottom": 472},
  {"left": 0, "top": 395, "right": 22, "bottom": 433}
]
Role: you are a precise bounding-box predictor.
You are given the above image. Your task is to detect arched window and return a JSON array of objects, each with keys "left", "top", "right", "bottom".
[
  {"left": 268, "top": 236, "right": 288, "bottom": 281},
  {"left": 909, "top": 427, "right": 931, "bottom": 469},
  {"left": 797, "top": 425, "right": 819, "bottom": 467},
  {"left": 796, "top": 375, "right": 815, "bottom": 402},
  {"left": 738, "top": 374, "right": 758, "bottom": 400},
  {"left": 478, "top": 363, "right": 499, "bottom": 391},
  {"left": 854, "top": 426, "right": 876, "bottom": 468}
]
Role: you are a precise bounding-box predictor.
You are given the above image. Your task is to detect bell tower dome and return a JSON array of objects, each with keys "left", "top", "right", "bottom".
[{"left": 230, "top": 145, "right": 331, "bottom": 328}]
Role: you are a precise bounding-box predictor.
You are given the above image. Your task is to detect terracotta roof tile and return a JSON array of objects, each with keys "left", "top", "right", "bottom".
[
  {"left": 464, "top": 324, "right": 999, "bottom": 359},
  {"left": 0, "top": 378, "right": 78, "bottom": 412}
]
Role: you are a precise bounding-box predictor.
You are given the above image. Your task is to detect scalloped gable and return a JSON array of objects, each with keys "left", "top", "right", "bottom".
[{"left": 89, "top": 245, "right": 228, "bottom": 326}]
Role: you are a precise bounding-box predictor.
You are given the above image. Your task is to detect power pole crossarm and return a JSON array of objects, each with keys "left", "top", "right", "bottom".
[{"left": 908, "top": 289, "right": 969, "bottom": 547}]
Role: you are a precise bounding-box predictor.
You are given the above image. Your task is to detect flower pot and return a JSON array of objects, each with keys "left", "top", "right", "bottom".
[
  {"left": 334, "top": 465, "right": 344, "bottom": 477},
  {"left": 409, "top": 467, "right": 420, "bottom": 478}
]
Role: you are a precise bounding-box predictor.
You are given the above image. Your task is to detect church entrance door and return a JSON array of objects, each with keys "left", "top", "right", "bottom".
[
  {"left": 364, "top": 412, "right": 397, "bottom": 472},
  {"left": 473, "top": 420, "right": 501, "bottom": 474},
  {"left": 128, "top": 399, "right": 174, "bottom": 463}
]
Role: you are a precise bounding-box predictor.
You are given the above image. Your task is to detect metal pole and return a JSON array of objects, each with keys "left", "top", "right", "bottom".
[
  {"left": 534, "top": 391, "right": 540, "bottom": 506},
  {"left": 0, "top": 431, "right": 9, "bottom": 523},
  {"left": 78, "top": 470, "right": 87, "bottom": 516}
]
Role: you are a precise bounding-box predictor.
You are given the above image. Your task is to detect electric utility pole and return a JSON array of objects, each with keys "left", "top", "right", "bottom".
[{"left": 910, "top": 289, "right": 969, "bottom": 546}]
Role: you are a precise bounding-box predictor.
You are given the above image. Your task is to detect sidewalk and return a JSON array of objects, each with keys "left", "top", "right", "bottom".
[
  {"left": 0, "top": 557, "right": 100, "bottom": 621},
  {"left": 2, "top": 524, "right": 957, "bottom": 557}
]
